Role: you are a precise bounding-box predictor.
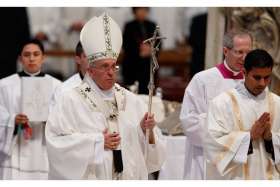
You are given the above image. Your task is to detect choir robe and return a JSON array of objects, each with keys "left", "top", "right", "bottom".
[
  {"left": 205, "top": 82, "right": 280, "bottom": 179},
  {"left": 46, "top": 74, "right": 166, "bottom": 179},
  {"left": 0, "top": 73, "right": 61, "bottom": 179},
  {"left": 180, "top": 62, "right": 243, "bottom": 179}
]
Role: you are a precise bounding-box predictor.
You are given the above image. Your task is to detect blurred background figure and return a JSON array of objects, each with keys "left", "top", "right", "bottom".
[
  {"left": 28, "top": 7, "right": 62, "bottom": 50},
  {"left": 0, "top": 7, "right": 30, "bottom": 79},
  {"left": 188, "top": 12, "right": 208, "bottom": 78},
  {"left": 122, "top": 7, "right": 160, "bottom": 94},
  {"left": 60, "top": 7, "right": 132, "bottom": 51},
  {"left": 59, "top": 7, "right": 96, "bottom": 50},
  {"left": 149, "top": 8, "right": 185, "bottom": 50}
]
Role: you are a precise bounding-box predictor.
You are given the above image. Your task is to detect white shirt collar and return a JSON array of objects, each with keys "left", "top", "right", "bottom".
[
  {"left": 23, "top": 70, "right": 41, "bottom": 77},
  {"left": 235, "top": 81, "right": 267, "bottom": 101},
  {"left": 224, "top": 60, "right": 241, "bottom": 76}
]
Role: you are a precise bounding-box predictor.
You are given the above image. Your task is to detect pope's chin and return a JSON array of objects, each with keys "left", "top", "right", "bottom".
[{"left": 103, "top": 81, "right": 115, "bottom": 90}]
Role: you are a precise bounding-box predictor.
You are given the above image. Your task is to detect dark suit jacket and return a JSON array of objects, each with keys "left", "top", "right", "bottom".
[
  {"left": 122, "top": 20, "right": 157, "bottom": 94},
  {"left": 189, "top": 13, "right": 207, "bottom": 78}
]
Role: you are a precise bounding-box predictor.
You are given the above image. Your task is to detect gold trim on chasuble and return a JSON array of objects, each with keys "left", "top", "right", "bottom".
[
  {"left": 225, "top": 90, "right": 275, "bottom": 179},
  {"left": 75, "top": 82, "right": 126, "bottom": 124},
  {"left": 210, "top": 91, "right": 248, "bottom": 178},
  {"left": 227, "top": 90, "right": 248, "bottom": 179}
]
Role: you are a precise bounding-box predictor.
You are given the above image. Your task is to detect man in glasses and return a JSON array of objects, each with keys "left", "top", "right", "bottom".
[
  {"left": 45, "top": 13, "right": 166, "bottom": 180},
  {"left": 180, "top": 31, "right": 252, "bottom": 179}
]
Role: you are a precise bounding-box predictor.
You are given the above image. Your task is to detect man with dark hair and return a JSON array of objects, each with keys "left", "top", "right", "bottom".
[
  {"left": 180, "top": 31, "right": 252, "bottom": 179},
  {"left": 205, "top": 49, "right": 280, "bottom": 179},
  {"left": 0, "top": 39, "right": 61, "bottom": 179}
]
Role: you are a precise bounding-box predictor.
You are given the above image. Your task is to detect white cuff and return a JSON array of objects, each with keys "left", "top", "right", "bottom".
[
  {"left": 93, "top": 133, "right": 104, "bottom": 165},
  {"left": 233, "top": 132, "right": 250, "bottom": 163}
]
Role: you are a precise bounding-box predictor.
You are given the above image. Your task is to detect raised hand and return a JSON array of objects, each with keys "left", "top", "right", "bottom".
[{"left": 250, "top": 112, "right": 270, "bottom": 140}]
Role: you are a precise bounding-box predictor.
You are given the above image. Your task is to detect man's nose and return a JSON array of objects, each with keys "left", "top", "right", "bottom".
[
  {"left": 29, "top": 54, "right": 35, "bottom": 61},
  {"left": 259, "top": 78, "right": 266, "bottom": 87}
]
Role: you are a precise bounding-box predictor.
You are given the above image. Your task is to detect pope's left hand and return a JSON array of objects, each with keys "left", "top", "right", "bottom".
[{"left": 140, "top": 112, "right": 155, "bottom": 134}]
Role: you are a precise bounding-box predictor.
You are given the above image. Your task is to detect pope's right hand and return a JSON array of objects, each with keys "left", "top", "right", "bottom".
[{"left": 103, "top": 128, "right": 121, "bottom": 150}]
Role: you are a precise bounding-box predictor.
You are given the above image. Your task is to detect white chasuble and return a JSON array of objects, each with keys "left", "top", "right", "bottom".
[
  {"left": 205, "top": 82, "right": 280, "bottom": 179},
  {"left": 46, "top": 75, "right": 166, "bottom": 179}
]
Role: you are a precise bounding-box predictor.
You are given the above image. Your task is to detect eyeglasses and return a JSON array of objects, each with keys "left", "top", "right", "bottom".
[
  {"left": 230, "top": 48, "right": 250, "bottom": 57},
  {"left": 92, "top": 64, "right": 120, "bottom": 72}
]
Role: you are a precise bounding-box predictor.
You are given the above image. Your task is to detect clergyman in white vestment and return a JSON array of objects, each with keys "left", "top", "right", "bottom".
[
  {"left": 180, "top": 31, "right": 252, "bottom": 179},
  {"left": 0, "top": 39, "right": 61, "bottom": 179},
  {"left": 46, "top": 13, "right": 166, "bottom": 180},
  {"left": 205, "top": 49, "right": 280, "bottom": 179}
]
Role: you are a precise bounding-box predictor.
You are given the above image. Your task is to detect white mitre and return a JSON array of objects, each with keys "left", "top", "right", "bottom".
[{"left": 80, "top": 13, "right": 123, "bottom": 64}]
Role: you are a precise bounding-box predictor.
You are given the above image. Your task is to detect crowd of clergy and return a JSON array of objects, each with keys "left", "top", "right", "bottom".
[{"left": 1, "top": 8, "right": 280, "bottom": 180}]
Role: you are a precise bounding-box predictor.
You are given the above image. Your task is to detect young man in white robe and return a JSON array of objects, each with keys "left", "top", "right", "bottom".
[
  {"left": 46, "top": 13, "right": 166, "bottom": 180},
  {"left": 205, "top": 49, "right": 280, "bottom": 179},
  {"left": 51, "top": 41, "right": 89, "bottom": 108},
  {"left": 0, "top": 39, "right": 61, "bottom": 179},
  {"left": 180, "top": 31, "right": 252, "bottom": 179}
]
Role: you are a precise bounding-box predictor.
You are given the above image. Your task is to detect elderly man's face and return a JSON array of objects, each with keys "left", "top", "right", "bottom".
[
  {"left": 223, "top": 35, "right": 252, "bottom": 72},
  {"left": 88, "top": 59, "right": 119, "bottom": 90},
  {"left": 20, "top": 43, "right": 45, "bottom": 74}
]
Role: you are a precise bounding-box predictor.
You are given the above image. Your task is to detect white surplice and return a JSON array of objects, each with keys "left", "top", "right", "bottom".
[
  {"left": 46, "top": 74, "right": 166, "bottom": 179},
  {"left": 180, "top": 66, "right": 242, "bottom": 179},
  {"left": 0, "top": 73, "right": 61, "bottom": 179},
  {"left": 205, "top": 82, "right": 280, "bottom": 179}
]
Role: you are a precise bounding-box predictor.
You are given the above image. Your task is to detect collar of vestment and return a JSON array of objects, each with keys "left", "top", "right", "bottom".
[
  {"left": 79, "top": 71, "right": 84, "bottom": 80},
  {"left": 216, "top": 61, "right": 243, "bottom": 79},
  {"left": 18, "top": 71, "right": 45, "bottom": 77},
  {"left": 75, "top": 73, "right": 126, "bottom": 121},
  {"left": 236, "top": 81, "right": 267, "bottom": 101},
  {"left": 228, "top": 81, "right": 274, "bottom": 131}
]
